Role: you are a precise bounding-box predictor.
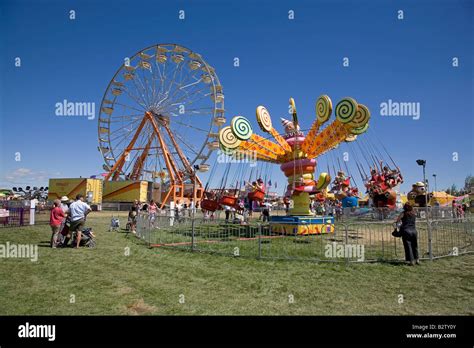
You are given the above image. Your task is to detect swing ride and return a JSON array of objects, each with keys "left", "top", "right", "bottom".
[
  {"left": 218, "top": 95, "right": 372, "bottom": 234},
  {"left": 98, "top": 44, "right": 225, "bottom": 208},
  {"left": 363, "top": 161, "right": 403, "bottom": 209},
  {"left": 199, "top": 147, "right": 269, "bottom": 215},
  {"left": 346, "top": 126, "right": 404, "bottom": 210}
]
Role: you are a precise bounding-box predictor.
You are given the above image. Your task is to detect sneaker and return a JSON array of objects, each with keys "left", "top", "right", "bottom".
[{"left": 415, "top": 260, "right": 421, "bottom": 265}]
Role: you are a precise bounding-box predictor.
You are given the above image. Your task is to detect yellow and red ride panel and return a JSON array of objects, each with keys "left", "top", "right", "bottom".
[{"left": 270, "top": 216, "right": 335, "bottom": 235}]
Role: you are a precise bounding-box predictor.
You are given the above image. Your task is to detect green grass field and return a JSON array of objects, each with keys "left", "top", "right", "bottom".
[{"left": 0, "top": 212, "right": 472, "bottom": 315}]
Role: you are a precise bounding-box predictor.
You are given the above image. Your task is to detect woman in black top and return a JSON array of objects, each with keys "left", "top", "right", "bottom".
[{"left": 396, "top": 202, "right": 420, "bottom": 265}]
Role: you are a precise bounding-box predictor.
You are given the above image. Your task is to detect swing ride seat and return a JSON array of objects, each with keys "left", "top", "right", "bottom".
[
  {"left": 200, "top": 199, "right": 220, "bottom": 212},
  {"left": 248, "top": 189, "right": 265, "bottom": 202},
  {"left": 219, "top": 195, "right": 238, "bottom": 207}
]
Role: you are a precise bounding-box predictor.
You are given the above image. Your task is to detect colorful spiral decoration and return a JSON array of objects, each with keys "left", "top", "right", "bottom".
[
  {"left": 219, "top": 126, "right": 241, "bottom": 149},
  {"left": 219, "top": 143, "right": 235, "bottom": 156},
  {"left": 348, "top": 104, "right": 370, "bottom": 128},
  {"left": 231, "top": 116, "right": 253, "bottom": 140},
  {"left": 350, "top": 123, "right": 369, "bottom": 135},
  {"left": 316, "top": 95, "right": 332, "bottom": 123},
  {"left": 335, "top": 97, "right": 358, "bottom": 123},
  {"left": 344, "top": 134, "right": 357, "bottom": 142},
  {"left": 256, "top": 106, "right": 273, "bottom": 132}
]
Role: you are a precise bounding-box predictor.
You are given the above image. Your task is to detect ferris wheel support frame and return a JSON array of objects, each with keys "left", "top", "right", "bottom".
[
  {"left": 162, "top": 122, "right": 204, "bottom": 203},
  {"left": 105, "top": 111, "right": 203, "bottom": 208},
  {"left": 130, "top": 135, "right": 155, "bottom": 180},
  {"left": 105, "top": 113, "right": 149, "bottom": 181}
]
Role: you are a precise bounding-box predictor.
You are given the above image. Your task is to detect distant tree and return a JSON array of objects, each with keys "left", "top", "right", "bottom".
[
  {"left": 446, "top": 184, "right": 459, "bottom": 196},
  {"left": 464, "top": 175, "right": 473, "bottom": 193}
]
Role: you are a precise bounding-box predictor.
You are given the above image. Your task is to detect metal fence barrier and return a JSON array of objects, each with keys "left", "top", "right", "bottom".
[
  {"left": 135, "top": 211, "right": 472, "bottom": 263},
  {"left": 0, "top": 200, "right": 50, "bottom": 228}
]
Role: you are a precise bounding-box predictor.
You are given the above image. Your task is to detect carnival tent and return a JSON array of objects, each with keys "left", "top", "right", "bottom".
[{"left": 431, "top": 191, "right": 456, "bottom": 206}]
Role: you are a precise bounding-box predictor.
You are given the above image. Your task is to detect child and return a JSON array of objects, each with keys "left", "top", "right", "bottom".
[
  {"left": 148, "top": 200, "right": 158, "bottom": 227},
  {"left": 128, "top": 206, "right": 137, "bottom": 234},
  {"left": 50, "top": 199, "right": 65, "bottom": 248}
]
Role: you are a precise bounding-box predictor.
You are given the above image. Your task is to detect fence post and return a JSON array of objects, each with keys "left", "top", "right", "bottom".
[
  {"left": 18, "top": 208, "right": 24, "bottom": 226},
  {"left": 257, "top": 224, "right": 262, "bottom": 259},
  {"left": 345, "top": 224, "right": 349, "bottom": 266},
  {"left": 148, "top": 214, "right": 152, "bottom": 246},
  {"left": 191, "top": 212, "right": 196, "bottom": 252},
  {"left": 29, "top": 200, "right": 35, "bottom": 225},
  {"left": 427, "top": 209, "right": 433, "bottom": 261}
]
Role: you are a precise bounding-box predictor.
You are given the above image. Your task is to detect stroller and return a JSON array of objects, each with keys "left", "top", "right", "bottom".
[
  {"left": 72, "top": 227, "right": 97, "bottom": 248},
  {"left": 109, "top": 216, "right": 120, "bottom": 232}
]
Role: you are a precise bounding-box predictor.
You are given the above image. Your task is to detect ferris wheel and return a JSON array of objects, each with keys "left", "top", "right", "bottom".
[{"left": 98, "top": 44, "right": 225, "bottom": 204}]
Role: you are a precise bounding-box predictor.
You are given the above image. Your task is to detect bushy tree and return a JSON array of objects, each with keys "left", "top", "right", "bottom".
[
  {"left": 464, "top": 175, "right": 473, "bottom": 193},
  {"left": 446, "top": 184, "right": 458, "bottom": 196}
]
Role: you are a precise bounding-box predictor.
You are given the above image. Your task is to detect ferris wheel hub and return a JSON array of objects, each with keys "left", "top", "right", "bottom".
[{"left": 149, "top": 111, "right": 170, "bottom": 126}]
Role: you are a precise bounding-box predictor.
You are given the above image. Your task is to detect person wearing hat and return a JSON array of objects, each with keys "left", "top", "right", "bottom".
[
  {"left": 57, "top": 196, "right": 70, "bottom": 246},
  {"left": 60, "top": 196, "right": 70, "bottom": 214}
]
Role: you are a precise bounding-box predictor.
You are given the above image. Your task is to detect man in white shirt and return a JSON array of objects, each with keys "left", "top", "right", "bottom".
[
  {"left": 189, "top": 198, "right": 195, "bottom": 217},
  {"left": 68, "top": 194, "right": 92, "bottom": 248},
  {"left": 262, "top": 200, "right": 271, "bottom": 222}
]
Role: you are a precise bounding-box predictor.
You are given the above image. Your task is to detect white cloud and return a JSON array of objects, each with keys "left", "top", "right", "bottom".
[{"left": 0, "top": 168, "right": 60, "bottom": 187}]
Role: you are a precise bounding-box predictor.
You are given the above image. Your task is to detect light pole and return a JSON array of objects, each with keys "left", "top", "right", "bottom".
[
  {"left": 417, "top": 159, "right": 432, "bottom": 260},
  {"left": 432, "top": 174, "right": 437, "bottom": 193}
]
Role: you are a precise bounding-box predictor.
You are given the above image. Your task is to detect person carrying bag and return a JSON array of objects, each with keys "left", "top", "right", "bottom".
[{"left": 394, "top": 202, "right": 420, "bottom": 265}]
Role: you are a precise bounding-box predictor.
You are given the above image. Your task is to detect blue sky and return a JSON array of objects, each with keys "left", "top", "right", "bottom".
[{"left": 0, "top": 0, "right": 472, "bottom": 194}]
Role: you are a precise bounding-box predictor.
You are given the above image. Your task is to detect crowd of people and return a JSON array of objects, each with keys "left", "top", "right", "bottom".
[
  {"left": 49, "top": 194, "right": 94, "bottom": 248},
  {"left": 126, "top": 198, "right": 200, "bottom": 232},
  {"left": 310, "top": 199, "right": 344, "bottom": 221},
  {"left": 451, "top": 200, "right": 468, "bottom": 222},
  {"left": 220, "top": 197, "right": 272, "bottom": 224}
]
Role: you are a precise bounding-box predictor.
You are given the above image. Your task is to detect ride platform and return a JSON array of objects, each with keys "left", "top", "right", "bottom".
[{"left": 269, "top": 215, "right": 335, "bottom": 235}]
